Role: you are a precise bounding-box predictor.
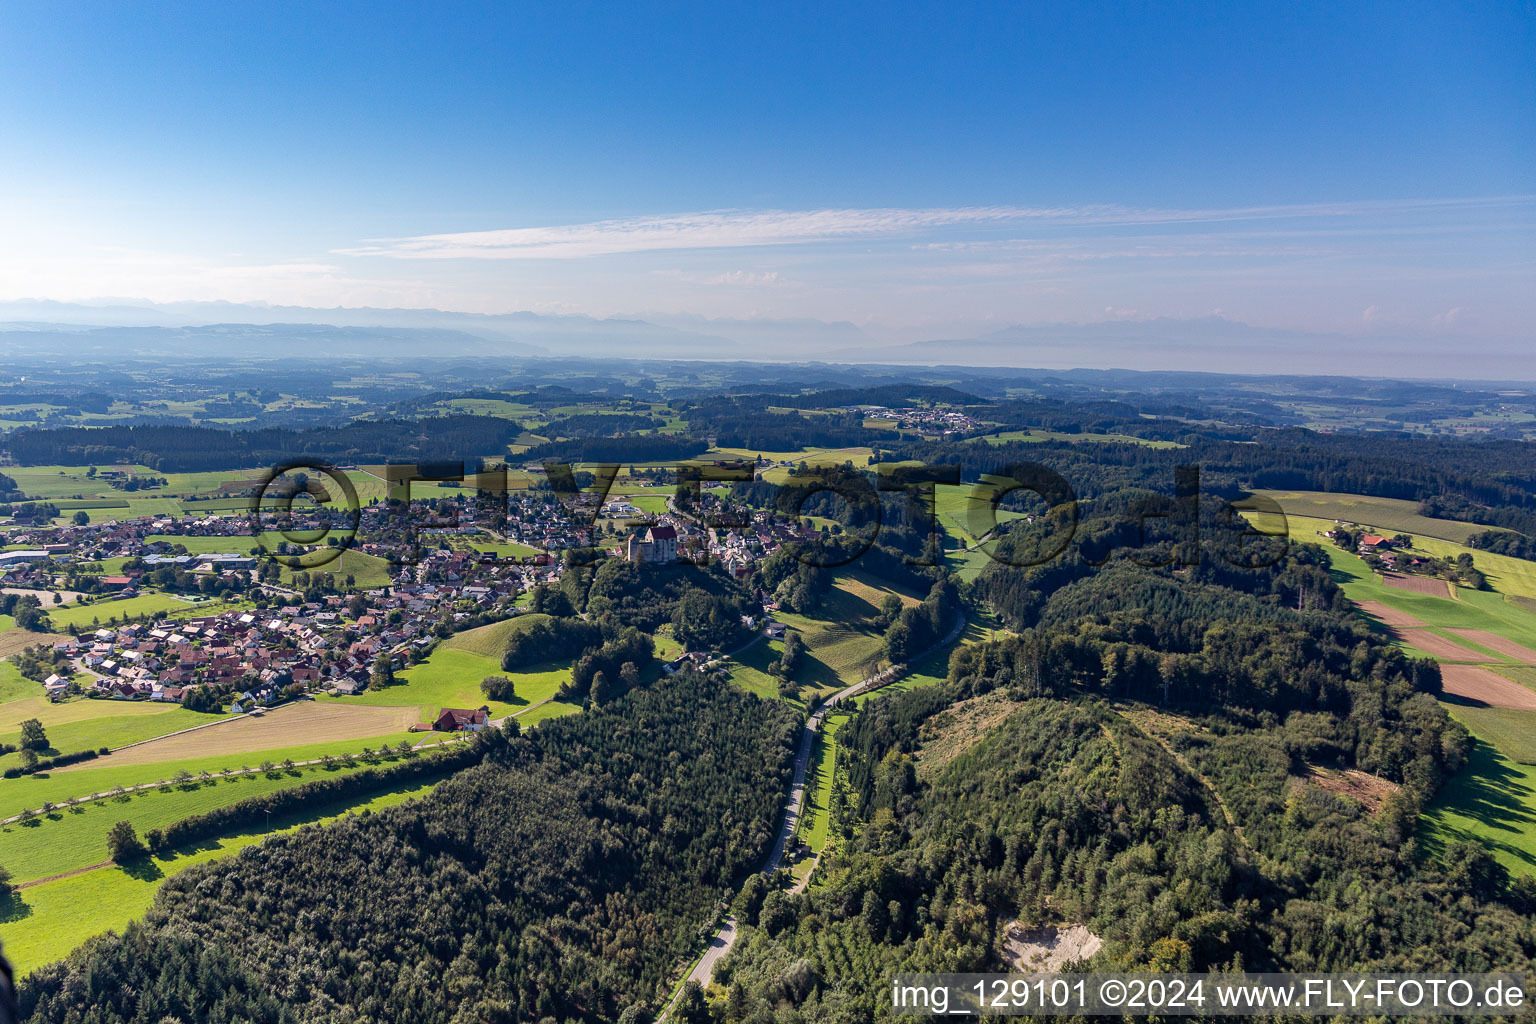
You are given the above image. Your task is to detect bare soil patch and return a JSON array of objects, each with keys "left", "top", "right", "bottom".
[
  {"left": 1440, "top": 664, "right": 1536, "bottom": 710},
  {"left": 1381, "top": 573, "right": 1451, "bottom": 597},
  {"left": 1447, "top": 629, "right": 1536, "bottom": 663},
  {"left": 1400, "top": 629, "right": 1496, "bottom": 662},
  {"left": 1301, "top": 765, "right": 1398, "bottom": 811},
  {"left": 1004, "top": 923, "right": 1103, "bottom": 972},
  {"left": 1354, "top": 601, "right": 1428, "bottom": 630}
]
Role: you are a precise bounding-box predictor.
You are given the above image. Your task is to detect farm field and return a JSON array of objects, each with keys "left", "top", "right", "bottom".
[
  {"left": 63, "top": 702, "right": 417, "bottom": 769},
  {"left": 1440, "top": 665, "right": 1536, "bottom": 709},
  {"left": 1254, "top": 491, "right": 1493, "bottom": 544},
  {"left": 333, "top": 645, "right": 570, "bottom": 722},
  {"left": 0, "top": 700, "right": 208, "bottom": 773},
  {"left": 1299, "top": 531, "right": 1536, "bottom": 657},
  {"left": 1447, "top": 706, "right": 1536, "bottom": 765},
  {"left": 0, "top": 772, "right": 449, "bottom": 975},
  {"left": 1288, "top": 515, "right": 1536, "bottom": 876},
  {"left": 0, "top": 622, "right": 64, "bottom": 659}
]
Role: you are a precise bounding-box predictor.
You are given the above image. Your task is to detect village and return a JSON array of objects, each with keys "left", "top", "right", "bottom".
[{"left": 3, "top": 477, "right": 819, "bottom": 718}]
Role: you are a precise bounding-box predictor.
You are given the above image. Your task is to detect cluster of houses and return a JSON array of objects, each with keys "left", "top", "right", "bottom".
[
  {"left": 46, "top": 578, "right": 506, "bottom": 715},
  {"left": 855, "top": 404, "right": 981, "bottom": 435}
]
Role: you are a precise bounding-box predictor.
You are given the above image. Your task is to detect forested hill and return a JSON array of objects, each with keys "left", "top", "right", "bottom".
[
  {"left": 708, "top": 499, "right": 1536, "bottom": 1021},
  {"left": 19, "top": 675, "right": 801, "bottom": 1024}
]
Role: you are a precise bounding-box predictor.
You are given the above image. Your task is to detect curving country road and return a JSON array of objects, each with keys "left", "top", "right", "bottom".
[{"left": 659, "top": 610, "right": 967, "bottom": 1018}]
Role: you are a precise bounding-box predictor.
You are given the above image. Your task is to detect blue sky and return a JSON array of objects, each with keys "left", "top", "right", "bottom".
[{"left": 0, "top": 1, "right": 1531, "bottom": 348}]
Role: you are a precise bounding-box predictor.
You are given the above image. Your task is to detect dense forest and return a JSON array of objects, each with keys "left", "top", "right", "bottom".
[
  {"left": 20, "top": 675, "right": 801, "bottom": 1023},
  {"left": 5, "top": 416, "right": 524, "bottom": 472}
]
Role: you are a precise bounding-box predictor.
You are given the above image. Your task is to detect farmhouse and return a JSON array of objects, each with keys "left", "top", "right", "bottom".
[{"left": 434, "top": 706, "right": 491, "bottom": 732}]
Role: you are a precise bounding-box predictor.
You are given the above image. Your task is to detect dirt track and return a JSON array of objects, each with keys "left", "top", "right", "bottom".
[{"left": 1440, "top": 664, "right": 1536, "bottom": 710}]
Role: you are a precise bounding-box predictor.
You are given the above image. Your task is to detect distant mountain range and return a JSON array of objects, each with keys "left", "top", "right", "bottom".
[{"left": 0, "top": 301, "right": 1526, "bottom": 378}]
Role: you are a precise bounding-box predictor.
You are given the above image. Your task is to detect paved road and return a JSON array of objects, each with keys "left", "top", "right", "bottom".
[{"left": 660, "top": 610, "right": 967, "bottom": 1018}]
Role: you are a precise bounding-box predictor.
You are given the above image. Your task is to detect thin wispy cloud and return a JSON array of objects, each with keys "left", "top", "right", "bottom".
[{"left": 338, "top": 196, "right": 1534, "bottom": 260}]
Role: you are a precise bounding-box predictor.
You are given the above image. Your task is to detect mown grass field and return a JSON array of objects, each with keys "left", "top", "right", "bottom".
[
  {"left": 1447, "top": 705, "right": 1536, "bottom": 765},
  {"left": 0, "top": 773, "right": 447, "bottom": 975},
  {"left": 1254, "top": 490, "right": 1494, "bottom": 544},
  {"left": 1286, "top": 521, "right": 1536, "bottom": 656},
  {"left": 1420, "top": 738, "right": 1536, "bottom": 879},
  {"left": 332, "top": 646, "right": 570, "bottom": 722},
  {"left": 47, "top": 591, "right": 226, "bottom": 629}
]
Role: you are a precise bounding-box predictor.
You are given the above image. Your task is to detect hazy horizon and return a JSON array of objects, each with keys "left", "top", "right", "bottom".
[{"left": 1, "top": 2, "right": 1531, "bottom": 368}]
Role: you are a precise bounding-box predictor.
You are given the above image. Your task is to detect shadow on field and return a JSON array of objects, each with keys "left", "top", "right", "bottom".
[
  {"left": 120, "top": 857, "right": 164, "bottom": 882},
  {"left": 1422, "top": 739, "right": 1536, "bottom": 870},
  {"left": 0, "top": 891, "right": 32, "bottom": 924}
]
